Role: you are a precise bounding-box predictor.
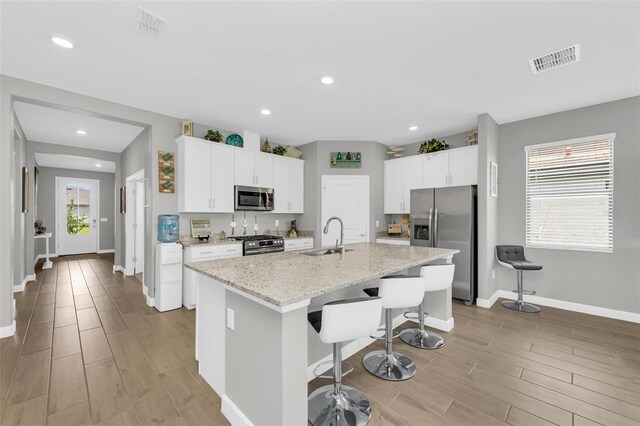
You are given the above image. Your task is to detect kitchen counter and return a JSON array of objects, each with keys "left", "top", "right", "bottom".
[
  {"left": 192, "top": 242, "right": 458, "bottom": 425},
  {"left": 186, "top": 242, "right": 457, "bottom": 308},
  {"left": 180, "top": 231, "right": 313, "bottom": 247}
]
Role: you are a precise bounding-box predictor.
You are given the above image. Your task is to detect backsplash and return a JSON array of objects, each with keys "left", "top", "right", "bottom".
[{"left": 178, "top": 212, "right": 300, "bottom": 238}]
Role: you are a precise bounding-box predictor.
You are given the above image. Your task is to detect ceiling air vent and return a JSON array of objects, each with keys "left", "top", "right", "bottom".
[
  {"left": 134, "top": 7, "right": 167, "bottom": 37},
  {"left": 529, "top": 44, "right": 580, "bottom": 74}
]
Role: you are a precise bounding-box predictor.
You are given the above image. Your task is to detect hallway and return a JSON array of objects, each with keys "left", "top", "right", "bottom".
[{"left": 0, "top": 254, "right": 229, "bottom": 425}]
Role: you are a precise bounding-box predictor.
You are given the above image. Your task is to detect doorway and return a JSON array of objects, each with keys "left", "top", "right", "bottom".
[
  {"left": 125, "top": 169, "right": 145, "bottom": 276},
  {"left": 56, "top": 177, "right": 99, "bottom": 255},
  {"left": 321, "top": 175, "right": 370, "bottom": 247}
]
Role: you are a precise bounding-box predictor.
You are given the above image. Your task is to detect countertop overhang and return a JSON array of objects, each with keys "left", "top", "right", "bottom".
[{"left": 185, "top": 242, "right": 459, "bottom": 308}]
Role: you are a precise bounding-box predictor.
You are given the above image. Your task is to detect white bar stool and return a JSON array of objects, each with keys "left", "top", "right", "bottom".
[
  {"left": 400, "top": 264, "right": 455, "bottom": 349},
  {"left": 362, "top": 275, "right": 426, "bottom": 381},
  {"left": 307, "top": 296, "right": 383, "bottom": 426}
]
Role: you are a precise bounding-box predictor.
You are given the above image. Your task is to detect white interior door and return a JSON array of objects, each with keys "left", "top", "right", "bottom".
[
  {"left": 134, "top": 180, "right": 145, "bottom": 274},
  {"left": 321, "top": 175, "right": 369, "bottom": 247},
  {"left": 57, "top": 177, "right": 99, "bottom": 255}
]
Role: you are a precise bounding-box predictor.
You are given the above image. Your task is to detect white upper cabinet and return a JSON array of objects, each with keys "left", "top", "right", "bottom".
[
  {"left": 384, "top": 159, "right": 404, "bottom": 214},
  {"left": 272, "top": 156, "right": 304, "bottom": 213},
  {"left": 234, "top": 151, "right": 273, "bottom": 187},
  {"left": 422, "top": 145, "right": 478, "bottom": 188},
  {"left": 402, "top": 156, "right": 423, "bottom": 213},
  {"left": 177, "top": 136, "right": 235, "bottom": 213}
]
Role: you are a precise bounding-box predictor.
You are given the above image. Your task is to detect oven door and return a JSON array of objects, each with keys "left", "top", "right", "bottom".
[{"left": 235, "top": 186, "right": 274, "bottom": 211}]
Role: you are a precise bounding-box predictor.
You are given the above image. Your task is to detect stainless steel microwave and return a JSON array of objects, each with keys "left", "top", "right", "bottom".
[{"left": 234, "top": 185, "right": 274, "bottom": 211}]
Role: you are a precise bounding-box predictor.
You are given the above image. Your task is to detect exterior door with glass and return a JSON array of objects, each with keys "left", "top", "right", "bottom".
[{"left": 57, "top": 177, "right": 99, "bottom": 255}]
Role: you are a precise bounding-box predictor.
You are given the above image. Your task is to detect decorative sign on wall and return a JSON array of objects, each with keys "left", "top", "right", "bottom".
[
  {"left": 330, "top": 152, "right": 362, "bottom": 168},
  {"left": 158, "top": 151, "right": 175, "bottom": 193}
]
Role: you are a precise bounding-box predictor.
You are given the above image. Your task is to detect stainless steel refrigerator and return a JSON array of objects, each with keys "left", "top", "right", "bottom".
[{"left": 410, "top": 186, "right": 477, "bottom": 305}]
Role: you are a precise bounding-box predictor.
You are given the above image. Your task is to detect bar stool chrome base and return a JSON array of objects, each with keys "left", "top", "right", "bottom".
[
  {"left": 362, "top": 350, "right": 416, "bottom": 381},
  {"left": 308, "top": 385, "right": 372, "bottom": 426},
  {"left": 399, "top": 328, "right": 445, "bottom": 349},
  {"left": 502, "top": 299, "right": 541, "bottom": 313}
]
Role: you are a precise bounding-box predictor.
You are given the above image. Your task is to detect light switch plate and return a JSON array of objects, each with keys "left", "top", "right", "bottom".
[
  {"left": 100, "top": 218, "right": 108, "bottom": 222},
  {"left": 375, "top": 220, "right": 379, "bottom": 228},
  {"left": 226, "top": 308, "right": 234, "bottom": 330}
]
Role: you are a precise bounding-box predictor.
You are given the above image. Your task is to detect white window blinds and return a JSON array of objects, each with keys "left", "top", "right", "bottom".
[{"left": 525, "top": 133, "right": 614, "bottom": 253}]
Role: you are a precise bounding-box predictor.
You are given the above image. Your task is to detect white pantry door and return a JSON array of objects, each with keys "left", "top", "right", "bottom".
[
  {"left": 57, "top": 177, "right": 99, "bottom": 255},
  {"left": 321, "top": 175, "right": 369, "bottom": 247}
]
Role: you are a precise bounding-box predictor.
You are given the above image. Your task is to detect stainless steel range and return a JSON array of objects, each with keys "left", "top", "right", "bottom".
[{"left": 231, "top": 235, "right": 285, "bottom": 256}]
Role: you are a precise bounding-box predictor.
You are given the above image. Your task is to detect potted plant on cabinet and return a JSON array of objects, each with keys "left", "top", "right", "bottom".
[
  {"left": 204, "top": 130, "right": 224, "bottom": 143},
  {"left": 418, "top": 138, "right": 449, "bottom": 154}
]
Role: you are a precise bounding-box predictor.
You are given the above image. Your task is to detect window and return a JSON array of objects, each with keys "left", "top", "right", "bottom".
[{"left": 525, "top": 133, "right": 614, "bottom": 253}]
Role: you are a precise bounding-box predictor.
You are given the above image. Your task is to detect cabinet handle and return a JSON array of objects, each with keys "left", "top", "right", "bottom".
[
  {"left": 201, "top": 251, "right": 213, "bottom": 255},
  {"left": 212, "top": 198, "right": 216, "bottom": 209},
  {"left": 209, "top": 199, "right": 212, "bottom": 209},
  {"left": 449, "top": 174, "right": 453, "bottom": 185}
]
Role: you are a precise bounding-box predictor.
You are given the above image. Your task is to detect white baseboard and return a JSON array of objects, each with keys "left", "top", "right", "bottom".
[
  {"left": 141, "top": 284, "right": 155, "bottom": 307},
  {"left": 0, "top": 320, "right": 16, "bottom": 338},
  {"left": 112, "top": 265, "right": 125, "bottom": 274},
  {"left": 97, "top": 249, "right": 115, "bottom": 254},
  {"left": 476, "top": 290, "right": 500, "bottom": 309},
  {"left": 34, "top": 253, "right": 57, "bottom": 266},
  {"left": 13, "top": 274, "right": 36, "bottom": 293},
  {"left": 221, "top": 394, "right": 254, "bottom": 426},
  {"left": 480, "top": 290, "right": 640, "bottom": 324},
  {"left": 424, "top": 316, "right": 455, "bottom": 332}
]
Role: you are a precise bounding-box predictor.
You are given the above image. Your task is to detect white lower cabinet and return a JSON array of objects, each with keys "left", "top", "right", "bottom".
[
  {"left": 182, "top": 243, "right": 242, "bottom": 309},
  {"left": 155, "top": 243, "right": 183, "bottom": 312},
  {"left": 284, "top": 238, "right": 313, "bottom": 251}
]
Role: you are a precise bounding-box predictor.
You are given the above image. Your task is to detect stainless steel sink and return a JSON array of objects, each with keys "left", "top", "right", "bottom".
[{"left": 302, "top": 248, "right": 354, "bottom": 256}]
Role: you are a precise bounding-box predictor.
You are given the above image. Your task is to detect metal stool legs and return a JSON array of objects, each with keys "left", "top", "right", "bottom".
[
  {"left": 502, "top": 270, "right": 541, "bottom": 313},
  {"left": 399, "top": 301, "right": 445, "bottom": 349},
  {"left": 362, "top": 309, "right": 416, "bottom": 381},
  {"left": 308, "top": 342, "right": 372, "bottom": 426}
]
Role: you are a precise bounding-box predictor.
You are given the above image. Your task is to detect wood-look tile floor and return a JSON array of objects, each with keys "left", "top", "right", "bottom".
[
  {"left": 310, "top": 302, "right": 640, "bottom": 426},
  {"left": 2, "top": 254, "right": 639, "bottom": 425},
  {"left": 0, "top": 254, "right": 229, "bottom": 426}
]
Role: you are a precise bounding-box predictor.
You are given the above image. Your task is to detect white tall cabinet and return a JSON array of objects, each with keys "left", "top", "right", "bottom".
[
  {"left": 272, "top": 156, "right": 305, "bottom": 213},
  {"left": 177, "top": 136, "right": 235, "bottom": 213},
  {"left": 384, "top": 155, "right": 422, "bottom": 214}
]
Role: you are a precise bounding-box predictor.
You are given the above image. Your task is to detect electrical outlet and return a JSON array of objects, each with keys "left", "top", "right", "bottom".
[
  {"left": 492, "top": 269, "right": 496, "bottom": 280},
  {"left": 226, "top": 308, "right": 234, "bottom": 330},
  {"left": 376, "top": 220, "right": 379, "bottom": 228}
]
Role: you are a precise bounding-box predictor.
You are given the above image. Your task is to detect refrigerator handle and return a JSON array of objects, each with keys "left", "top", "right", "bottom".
[
  {"left": 428, "top": 208, "right": 434, "bottom": 247},
  {"left": 434, "top": 208, "right": 439, "bottom": 247}
]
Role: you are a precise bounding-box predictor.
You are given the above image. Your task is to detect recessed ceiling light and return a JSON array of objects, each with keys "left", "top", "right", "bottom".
[
  {"left": 51, "top": 36, "right": 74, "bottom": 49},
  {"left": 95, "top": 164, "right": 102, "bottom": 167},
  {"left": 321, "top": 76, "right": 334, "bottom": 85},
  {"left": 260, "top": 109, "right": 271, "bottom": 115},
  {"left": 76, "top": 130, "right": 87, "bottom": 135},
  {"left": 409, "top": 126, "right": 418, "bottom": 131}
]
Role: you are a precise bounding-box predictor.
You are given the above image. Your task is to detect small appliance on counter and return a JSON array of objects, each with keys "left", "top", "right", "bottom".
[
  {"left": 158, "top": 214, "right": 179, "bottom": 243},
  {"left": 230, "top": 235, "right": 284, "bottom": 256},
  {"left": 387, "top": 223, "right": 402, "bottom": 235}
]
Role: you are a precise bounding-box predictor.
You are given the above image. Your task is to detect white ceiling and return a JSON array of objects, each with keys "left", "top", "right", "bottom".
[
  {"left": 34, "top": 152, "right": 116, "bottom": 173},
  {"left": 13, "top": 101, "right": 145, "bottom": 153},
  {"left": 2, "top": 2, "right": 639, "bottom": 146}
]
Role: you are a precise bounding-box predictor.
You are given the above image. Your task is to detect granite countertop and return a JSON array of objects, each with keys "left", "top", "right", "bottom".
[
  {"left": 185, "top": 242, "right": 458, "bottom": 307},
  {"left": 376, "top": 234, "right": 410, "bottom": 240},
  {"left": 180, "top": 231, "right": 313, "bottom": 247}
]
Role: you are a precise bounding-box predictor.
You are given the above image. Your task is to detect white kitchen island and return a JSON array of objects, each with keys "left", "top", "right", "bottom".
[{"left": 186, "top": 242, "right": 459, "bottom": 425}]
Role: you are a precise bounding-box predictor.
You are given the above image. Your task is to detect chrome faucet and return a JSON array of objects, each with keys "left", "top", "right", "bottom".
[{"left": 323, "top": 216, "right": 345, "bottom": 254}]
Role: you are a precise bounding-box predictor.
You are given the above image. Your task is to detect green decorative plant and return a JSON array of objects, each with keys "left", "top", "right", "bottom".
[
  {"left": 204, "top": 130, "right": 224, "bottom": 143},
  {"left": 418, "top": 138, "right": 449, "bottom": 154},
  {"left": 272, "top": 146, "right": 287, "bottom": 156}
]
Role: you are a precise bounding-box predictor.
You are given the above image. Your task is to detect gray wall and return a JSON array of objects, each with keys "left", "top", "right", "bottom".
[
  {"left": 497, "top": 96, "right": 640, "bottom": 313},
  {"left": 297, "top": 140, "right": 388, "bottom": 247},
  {"left": 35, "top": 167, "right": 115, "bottom": 254},
  {"left": 178, "top": 212, "right": 298, "bottom": 239},
  {"left": 477, "top": 113, "right": 499, "bottom": 301},
  {"left": 13, "top": 117, "right": 28, "bottom": 288}
]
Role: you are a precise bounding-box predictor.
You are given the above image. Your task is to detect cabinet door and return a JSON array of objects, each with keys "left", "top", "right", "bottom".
[
  {"left": 179, "top": 138, "right": 212, "bottom": 212},
  {"left": 448, "top": 146, "right": 478, "bottom": 186},
  {"left": 422, "top": 152, "right": 449, "bottom": 189},
  {"left": 254, "top": 153, "right": 273, "bottom": 188},
  {"left": 288, "top": 159, "right": 304, "bottom": 213},
  {"left": 271, "top": 156, "right": 290, "bottom": 213},
  {"left": 384, "top": 160, "right": 404, "bottom": 214},
  {"left": 234, "top": 150, "right": 255, "bottom": 186},
  {"left": 402, "top": 156, "right": 423, "bottom": 213},
  {"left": 211, "top": 145, "right": 235, "bottom": 212}
]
